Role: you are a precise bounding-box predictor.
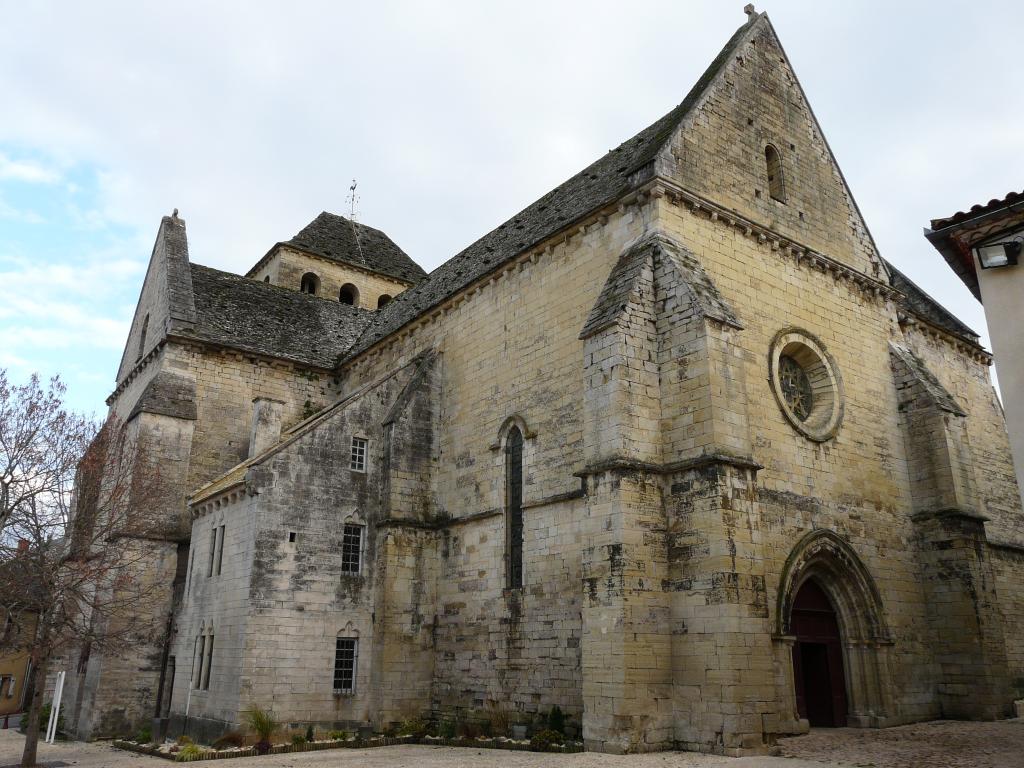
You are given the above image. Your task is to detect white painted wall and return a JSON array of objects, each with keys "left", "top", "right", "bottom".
[{"left": 976, "top": 225, "right": 1024, "bottom": 505}]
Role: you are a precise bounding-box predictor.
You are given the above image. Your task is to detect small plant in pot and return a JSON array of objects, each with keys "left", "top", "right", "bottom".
[{"left": 245, "top": 706, "right": 279, "bottom": 755}]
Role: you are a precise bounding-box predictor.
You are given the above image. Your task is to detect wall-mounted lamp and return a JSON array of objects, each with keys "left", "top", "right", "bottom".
[{"left": 976, "top": 237, "right": 1022, "bottom": 269}]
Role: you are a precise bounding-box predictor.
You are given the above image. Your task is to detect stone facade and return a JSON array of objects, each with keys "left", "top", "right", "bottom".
[{"left": 68, "top": 9, "right": 1023, "bottom": 756}]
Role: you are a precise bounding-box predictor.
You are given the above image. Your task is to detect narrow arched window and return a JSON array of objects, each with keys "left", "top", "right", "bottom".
[
  {"left": 300, "top": 272, "right": 320, "bottom": 295},
  {"left": 377, "top": 294, "right": 392, "bottom": 309},
  {"left": 506, "top": 426, "right": 524, "bottom": 589},
  {"left": 263, "top": 276, "right": 270, "bottom": 283},
  {"left": 765, "top": 144, "right": 786, "bottom": 203},
  {"left": 339, "top": 283, "right": 359, "bottom": 306},
  {"left": 136, "top": 314, "right": 149, "bottom": 361}
]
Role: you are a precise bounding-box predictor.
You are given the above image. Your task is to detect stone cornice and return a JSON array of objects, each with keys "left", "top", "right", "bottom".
[
  {"left": 106, "top": 340, "right": 167, "bottom": 407},
  {"left": 575, "top": 452, "right": 762, "bottom": 478},
  {"left": 645, "top": 177, "right": 990, "bottom": 360},
  {"left": 910, "top": 506, "right": 990, "bottom": 524}
]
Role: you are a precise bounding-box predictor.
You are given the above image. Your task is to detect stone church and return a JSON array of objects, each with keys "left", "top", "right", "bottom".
[{"left": 65, "top": 8, "right": 1024, "bottom": 755}]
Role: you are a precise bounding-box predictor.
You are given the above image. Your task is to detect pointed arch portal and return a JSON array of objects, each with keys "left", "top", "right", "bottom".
[{"left": 774, "top": 530, "right": 896, "bottom": 730}]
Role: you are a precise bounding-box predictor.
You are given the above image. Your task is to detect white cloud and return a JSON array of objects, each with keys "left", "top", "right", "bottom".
[
  {"left": 0, "top": 152, "right": 60, "bottom": 184},
  {"left": 0, "top": 194, "right": 44, "bottom": 223},
  {"left": 0, "top": 0, "right": 1020, "bottom": 411}
]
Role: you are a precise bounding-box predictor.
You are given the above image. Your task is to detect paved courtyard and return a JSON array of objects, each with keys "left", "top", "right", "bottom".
[{"left": 1, "top": 720, "right": 1022, "bottom": 768}]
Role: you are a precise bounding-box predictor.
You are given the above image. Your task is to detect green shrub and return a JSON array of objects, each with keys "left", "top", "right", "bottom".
[
  {"left": 305, "top": 724, "right": 315, "bottom": 742},
  {"left": 439, "top": 719, "right": 456, "bottom": 739},
  {"left": 245, "top": 706, "right": 278, "bottom": 754},
  {"left": 547, "top": 705, "right": 565, "bottom": 735},
  {"left": 135, "top": 727, "right": 152, "bottom": 744},
  {"left": 176, "top": 735, "right": 193, "bottom": 746},
  {"left": 291, "top": 733, "right": 307, "bottom": 746},
  {"left": 398, "top": 717, "right": 428, "bottom": 738},
  {"left": 530, "top": 729, "right": 564, "bottom": 752},
  {"left": 175, "top": 744, "right": 204, "bottom": 762},
  {"left": 38, "top": 703, "right": 64, "bottom": 735},
  {"left": 212, "top": 730, "right": 246, "bottom": 750},
  {"left": 328, "top": 730, "right": 349, "bottom": 741},
  {"left": 244, "top": 706, "right": 278, "bottom": 741}
]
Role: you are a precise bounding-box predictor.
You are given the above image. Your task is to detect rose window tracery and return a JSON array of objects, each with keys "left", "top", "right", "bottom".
[{"left": 779, "top": 355, "right": 813, "bottom": 421}]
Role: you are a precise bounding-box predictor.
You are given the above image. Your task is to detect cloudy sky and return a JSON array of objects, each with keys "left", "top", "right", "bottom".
[{"left": 1, "top": 0, "right": 1021, "bottom": 415}]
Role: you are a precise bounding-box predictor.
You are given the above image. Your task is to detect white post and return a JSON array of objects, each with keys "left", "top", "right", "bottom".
[{"left": 45, "top": 671, "right": 65, "bottom": 744}]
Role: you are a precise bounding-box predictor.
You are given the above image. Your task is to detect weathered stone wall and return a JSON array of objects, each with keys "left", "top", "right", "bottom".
[
  {"left": 990, "top": 544, "right": 1024, "bottom": 698},
  {"left": 159, "top": 342, "right": 336, "bottom": 493},
  {"left": 74, "top": 334, "right": 336, "bottom": 738},
  {"left": 900, "top": 326, "right": 1024, "bottom": 546},
  {"left": 171, "top": 354, "right": 439, "bottom": 736},
  {"left": 659, "top": 19, "right": 880, "bottom": 277},
  {"left": 337, "top": 203, "right": 650, "bottom": 735}
]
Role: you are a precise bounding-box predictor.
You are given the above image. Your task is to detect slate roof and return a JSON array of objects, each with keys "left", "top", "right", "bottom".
[
  {"left": 185, "top": 264, "right": 374, "bottom": 369},
  {"left": 128, "top": 371, "right": 197, "bottom": 422},
  {"left": 346, "top": 13, "right": 762, "bottom": 360},
  {"left": 281, "top": 212, "right": 427, "bottom": 285},
  {"left": 885, "top": 260, "right": 979, "bottom": 340}
]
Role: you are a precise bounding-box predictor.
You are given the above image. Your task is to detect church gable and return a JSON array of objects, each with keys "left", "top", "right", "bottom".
[
  {"left": 656, "top": 13, "right": 881, "bottom": 276},
  {"left": 114, "top": 212, "right": 195, "bottom": 385}
]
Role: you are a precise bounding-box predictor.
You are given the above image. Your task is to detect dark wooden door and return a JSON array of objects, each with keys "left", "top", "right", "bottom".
[{"left": 791, "top": 579, "right": 848, "bottom": 727}]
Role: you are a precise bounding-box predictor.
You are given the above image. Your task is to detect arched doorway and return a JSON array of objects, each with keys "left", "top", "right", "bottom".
[
  {"left": 791, "top": 579, "right": 847, "bottom": 727},
  {"left": 775, "top": 529, "right": 895, "bottom": 731}
]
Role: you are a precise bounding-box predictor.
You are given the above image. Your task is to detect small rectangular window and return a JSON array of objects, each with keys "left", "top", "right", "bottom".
[
  {"left": 215, "top": 525, "right": 225, "bottom": 576},
  {"left": 341, "top": 525, "right": 363, "bottom": 574},
  {"left": 202, "top": 633, "right": 214, "bottom": 691},
  {"left": 333, "top": 638, "right": 357, "bottom": 693},
  {"left": 350, "top": 437, "right": 367, "bottom": 472},
  {"left": 207, "top": 527, "right": 217, "bottom": 577},
  {"left": 187, "top": 546, "right": 196, "bottom": 595}
]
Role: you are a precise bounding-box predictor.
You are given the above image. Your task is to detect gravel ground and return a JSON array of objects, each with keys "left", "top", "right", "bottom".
[
  {"left": 777, "top": 719, "right": 1024, "bottom": 768},
  {"left": 1, "top": 720, "right": 1021, "bottom": 768}
]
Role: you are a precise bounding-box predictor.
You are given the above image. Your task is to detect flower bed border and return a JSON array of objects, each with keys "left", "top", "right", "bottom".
[{"left": 113, "top": 734, "right": 583, "bottom": 761}]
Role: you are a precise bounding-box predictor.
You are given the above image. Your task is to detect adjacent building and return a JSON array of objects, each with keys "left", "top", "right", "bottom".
[{"left": 926, "top": 191, "right": 1024, "bottom": 501}]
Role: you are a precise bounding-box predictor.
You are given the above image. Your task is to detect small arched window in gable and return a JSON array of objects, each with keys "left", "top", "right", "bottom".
[
  {"left": 136, "top": 314, "right": 150, "bottom": 362},
  {"left": 339, "top": 283, "right": 360, "bottom": 307},
  {"left": 765, "top": 144, "right": 786, "bottom": 203},
  {"left": 300, "top": 272, "right": 320, "bottom": 295},
  {"left": 263, "top": 276, "right": 270, "bottom": 283},
  {"left": 377, "top": 294, "right": 392, "bottom": 309}
]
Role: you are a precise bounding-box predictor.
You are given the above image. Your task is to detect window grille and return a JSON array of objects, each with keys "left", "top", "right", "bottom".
[
  {"left": 350, "top": 437, "right": 367, "bottom": 472},
  {"left": 333, "top": 638, "right": 357, "bottom": 693},
  {"left": 341, "top": 525, "right": 363, "bottom": 574}
]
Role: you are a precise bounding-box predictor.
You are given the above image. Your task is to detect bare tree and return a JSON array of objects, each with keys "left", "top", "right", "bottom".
[{"left": 0, "top": 371, "right": 167, "bottom": 767}]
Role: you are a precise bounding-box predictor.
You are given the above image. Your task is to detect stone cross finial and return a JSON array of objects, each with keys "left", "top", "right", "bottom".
[
  {"left": 172, "top": 208, "right": 179, "bottom": 219},
  {"left": 744, "top": 4, "right": 756, "bottom": 17}
]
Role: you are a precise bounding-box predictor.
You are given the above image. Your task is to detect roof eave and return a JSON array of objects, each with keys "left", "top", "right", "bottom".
[{"left": 924, "top": 226, "right": 981, "bottom": 301}]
